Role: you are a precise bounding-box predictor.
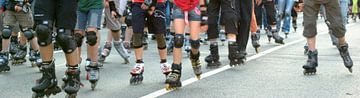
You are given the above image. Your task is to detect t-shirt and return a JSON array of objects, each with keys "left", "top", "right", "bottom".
[
  {"left": 78, "top": 0, "right": 104, "bottom": 12},
  {"left": 173, "top": 0, "right": 199, "bottom": 11}
]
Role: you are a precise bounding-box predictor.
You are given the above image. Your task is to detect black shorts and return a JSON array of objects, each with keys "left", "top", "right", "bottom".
[
  {"left": 132, "top": 3, "right": 166, "bottom": 34},
  {"left": 33, "top": 0, "right": 77, "bottom": 29}
]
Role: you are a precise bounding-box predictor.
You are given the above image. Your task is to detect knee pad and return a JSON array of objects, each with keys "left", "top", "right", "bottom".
[
  {"left": 125, "top": 15, "right": 132, "bottom": 26},
  {"left": 132, "top": 33, "right": 143, "bottom": 49},
  {"left": 56, "top": 29, "right": 77, "bottom": 54},
  {"left": 35, "top": 22, "right": 52, "bottom": 46},
  {"left": 155, "top": 34, "right": 166, "bottom": 49},
  {"left": 22, "top": 28, "right": 34, "bottom": 40},
  {"left": 2, "top": 26, "right": 12, "bottom": 39},
  {"left": 174, "top": 34, "right": 184, "bottom": 48},
  {"left": 74, "top": 33, "right": 84, "bottom": 47},
  {"left": 85, "top": 31, "right": 98, "bottom": 46},
  {"left": 111, "top": 29, "right": 120, "bottom": 33},
  {"left": 190, "top": 39, "right": 200, "bottom": 49}
]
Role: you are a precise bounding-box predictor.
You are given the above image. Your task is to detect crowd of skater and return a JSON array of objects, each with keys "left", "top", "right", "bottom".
[{"left": 0, "top": 0, "right": 356, "bottom": 97}]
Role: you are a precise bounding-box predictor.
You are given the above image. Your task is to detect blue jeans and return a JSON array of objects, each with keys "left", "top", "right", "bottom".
[
  {"left": 75, "top": 8, "right": 103, "bottom": 30},
  {"left": 276, "top": 0, "right": 295, "bottom": 33},
  {"left": 340, "top": 0, "right": 349, "bottom": 25}
]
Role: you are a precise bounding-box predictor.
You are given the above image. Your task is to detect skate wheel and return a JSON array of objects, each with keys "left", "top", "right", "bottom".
[
  {"left": 348, "top": 68, "right": 353, "bottom": 73},
  {"left": 255, "top": 48, "right": 260, "bottom": 54},
  {"left": 165, "top": 84, "right": 177, "bottom": 91},
  {"left": 91, "top": 82, "right": 97, "bottom": 90},
  {"left": 32, "top": 92, "right": 44, "bottom": 98}
]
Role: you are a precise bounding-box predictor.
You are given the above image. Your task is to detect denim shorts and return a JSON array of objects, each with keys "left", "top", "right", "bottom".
[
  {"left": 172, "top": 5, "right": 201, "bottom": 21},
  {"left": 75, "top": 8, "right": 103, "bottom": 30}
]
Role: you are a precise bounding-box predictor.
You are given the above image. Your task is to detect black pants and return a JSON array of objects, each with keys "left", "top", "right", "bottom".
[
  {"left": 255, "top": 1, "right": 277, "bottom": 27},
  {"left": 33, "top": 0, "right": 77, "bottom": 29},
  {"left": 207, "top": 0, "right": 239, "bottom": 40},
  {"left": 236, "top": 0, "right": 252, "bottom": 51}
]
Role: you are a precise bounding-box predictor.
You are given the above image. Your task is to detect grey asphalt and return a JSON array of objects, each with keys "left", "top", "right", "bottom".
[{"left": 0, "top": 18, "right": 359, "bottom": 98}]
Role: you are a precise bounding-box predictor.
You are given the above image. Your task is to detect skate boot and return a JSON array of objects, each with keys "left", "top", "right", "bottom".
[
  {"left": 251, "top": 33, "right": 261, "bottom": 53},
  {"left": 114, "top": 40, "right": 130, "bottom": 64},
  {"left": 0, "top": 52, "right": 10, "bottom": 72},
  {"left": 62, "top": 65, "right": 82, "bottom": 97},
  {"left": 165, "top": 63, "right": 182, "bottom": 90},
  {"left": 338, "top": 43, "right": 353, "bottom": 73},
  {"left": 9, "top": 36, "right": 19, "bottom": 57},
  {"left": 12, "top": 45, "right": 27, "bottom": 65},
  {"left": 190, "top": 51, "right": 202, "bottom": 80},
  {"left": 98, "top": 42, "right": 112, "bottom": 64},
  {"left": 219, "top": 30, "right": 226, "bottom": 46},
  {"left": 29, "top": 50, "right": 42, "bottom": 68},
  {"left": 303, "top": 50, "right": 318, "bottom": 75},
  {"left": 205, "top": 42, "right": 221, "bottom": 68},
  {"left": 32, "top": 61, "right": 61, "bottom": 97},
  {"left": 228, "top": 42, "right": 246, "bottom": 67},
  {"left": 266, "top": 30, "right": 273, "bottom": 42},
  {"left": 160, "top": 62, "right": 171, "bottom": 77},
  {"left": 272, "top": 30, "right": 285, "bottom": 44},
  {"left": 129, "top": 63, "right": 144, "bottom": 84},
  {"left": 85, "top": 62, "right": 100, "bottom": 90},
  {"left": 143, "top": 32, "right": 149, "bottom": 50}
]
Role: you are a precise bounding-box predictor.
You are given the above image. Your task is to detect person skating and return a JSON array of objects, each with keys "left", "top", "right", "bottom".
[
  {"left": 165, "top": 0, "right": 207, "bottom": 90},
  {"left": 129, "top": 0, "right": 171, "bottom": 85},
  {"left": 31, "top": 0, "right": 81, "bottom": 97},
  {"left": 302, "top": 0, "right": 353, "bottom": 75}
]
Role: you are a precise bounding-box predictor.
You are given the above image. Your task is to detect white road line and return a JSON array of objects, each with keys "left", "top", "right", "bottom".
[{"left": 141, "top": 23, "right": 357, "bottom": 98}]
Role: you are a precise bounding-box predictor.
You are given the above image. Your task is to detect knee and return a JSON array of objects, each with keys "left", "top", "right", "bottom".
[
  {"left": 56, "top": 29, "right": 77, "bottom": 54},
  {"left": 2, "top": 26, "right": 12, "bottom": 39},
  {"left": 35, "top": 23, "right": 52, "bottom": 46},
  {"left": 22, "top": 28, "right": 35, "bottom": 40},
  {"left": 85, "top": 31, "right": 98, "bottom": 46},
  {"left": 132, "top": 33, "right": 143, "bottom": 49},
  {"left": 190, "top": 39, "right": 200, "bottom": 49},
  {"left": 174, "top": 34, "right": 184, "bottom": 48},
  {"left": 155, "top": 34, "right": 166, "bottom": 49}
]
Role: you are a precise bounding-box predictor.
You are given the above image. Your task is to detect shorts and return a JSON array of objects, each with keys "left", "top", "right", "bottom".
[
  {"left": 105, "top": 7, "right": 122, "bottom": 30},
  {"left": 76, "top": 8, "right": 103, "bottom": 30},
  {"left": 172, "top": 5, "right": 201, "bottom": 21},
  {"left": 303, "top": 0, "right": 345, "bottom": 38},
  {"left": 3, "top": 10, "right": 34, "bottom": 29},
  {"left": 33, "top": 0, "right": 77, "bottom": 29},
  {"left": 132, "top": 3, "right": 166, "bottom": 34}
]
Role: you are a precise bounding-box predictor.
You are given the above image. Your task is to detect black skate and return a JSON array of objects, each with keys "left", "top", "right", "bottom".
[
  {"left": 303, "top": 50, "right": 318, "bottom": 75},
  {"left": 114, "top": 41, "right": 130, "bottom": 64},
  {"left": 130, "top": 63, "right": 144, "bottom": 85},
  {"left": 205, "top": 43, "right": 221, "bottom": 68},
  {"left": 165, "top": 63, "right": 182, "bottom": 91},
  {"left": 251, "top": 33, "right": 261, "bottom": 53},
  {"left": 338, "top": 44, "right": 353, "bottom": 73},
  {"left": 32, "top": 61, "right": 61, "bottom": 97},
  {"left": 292, "top": 19, "right": 297, "bottom": 32},
  {"left": 62, "top": 66, "right": 82, "bottom": 97},
  {"left": 228, "top": 42, "right": 246, "bottom": 67},
  {"left": 9, "top": 36, "right": 19, "bottom": 57},
  {"left": 85, "top": 62, "right": 100, "bottom": 90},
  {"left": 98, "top": 42, "right": 112, "bottom": 64},
  {"left": 0, "top": 52, "right": 10, "bottom": 72},
  {"left": 272, "top": 31, "right": 285, "bottom": 44},
  {"left": 12, "top": 45, "right": 27, "bottom": 65},
  {"left": 190, "top": 51, "right": 202, "bottom": 80},
  {"left": 29, "top": 50, "right": 42, "bottom": 68},
  {"left": 266, "top": 30, "right": 273, "bottom": 42}
]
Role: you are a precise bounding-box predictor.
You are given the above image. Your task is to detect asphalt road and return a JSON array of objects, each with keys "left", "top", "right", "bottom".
[{"left": 0, "top": 17, "right": 359, "bottom": 98}]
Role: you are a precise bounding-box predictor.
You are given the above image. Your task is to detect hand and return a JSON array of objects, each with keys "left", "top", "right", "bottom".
[
  {"left": 111, "top": 11, "right": 118, "bottom": 18},
  {"left": 104, "top": 1, "right": 109, "bottom": 8},
  {"left": 141, "top": 3, "right": 149, "bottom": 10},
  {"left": 15, "top": 5, "right": 22, "bottom": 12},
  {"left": 256, "top": 0, "right": 262, "bottom": 5}
]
